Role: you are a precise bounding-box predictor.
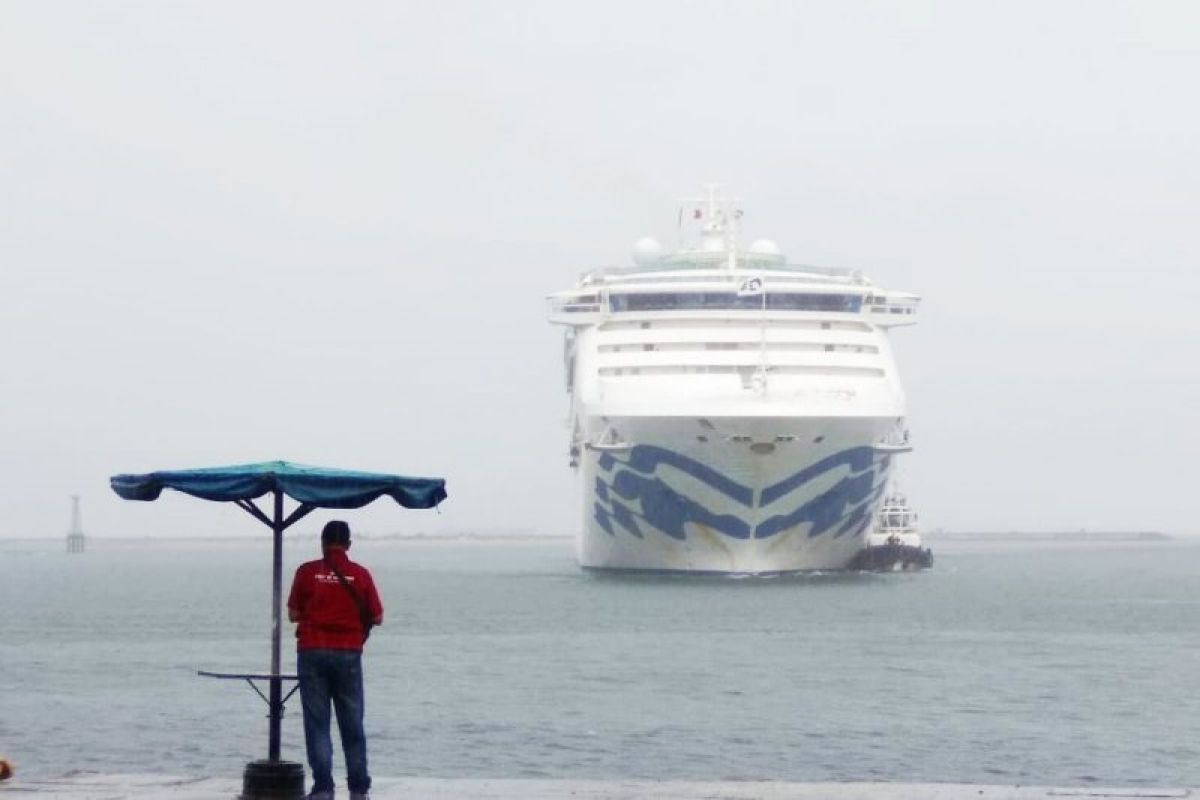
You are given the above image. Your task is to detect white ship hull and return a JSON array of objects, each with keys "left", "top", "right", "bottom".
[{"left": 580, "top": 415, "right": 897, "bottom": 573}]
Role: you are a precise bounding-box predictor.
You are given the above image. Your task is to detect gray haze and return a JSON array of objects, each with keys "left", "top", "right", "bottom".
[{"left": 2, "top": 1, "right": 1197, "bottom": 539}]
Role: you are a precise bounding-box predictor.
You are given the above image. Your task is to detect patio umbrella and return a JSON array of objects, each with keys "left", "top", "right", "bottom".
[{"left": 110, "top": 460, "right": 446, "bottom": 797}]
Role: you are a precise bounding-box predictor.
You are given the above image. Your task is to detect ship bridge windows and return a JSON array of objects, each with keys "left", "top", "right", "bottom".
[
  {"left": 608, "top": 292, "right": 863, "bottom": 313},
  {"left": 600, "top": 319, "right": 873, "bottom": 333},
  {"left": 597, "top": 342, "right": 879, "bottom": 355},
  {"left": 598, "top": 365, "right": 885, "bottom": 378},
  {"left": 548, "top": 294, "right": 600, "bottom": 314}
]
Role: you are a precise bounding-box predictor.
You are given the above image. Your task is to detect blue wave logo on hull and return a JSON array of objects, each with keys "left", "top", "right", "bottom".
[{"left": 592, "top": 444, "right": 888, "bottom": 543}]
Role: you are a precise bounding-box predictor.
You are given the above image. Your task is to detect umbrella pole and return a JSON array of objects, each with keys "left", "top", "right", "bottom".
[
  {"left": 234, "top": 491, "right": 314, "bottom": 799},
  {"left": 269, "top": 489, "right": 284, "bottom": 762}
]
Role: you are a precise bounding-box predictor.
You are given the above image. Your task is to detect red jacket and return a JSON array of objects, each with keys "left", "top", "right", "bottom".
[{"left": 287, "top": 546, "right": 383, "bottom": 652}]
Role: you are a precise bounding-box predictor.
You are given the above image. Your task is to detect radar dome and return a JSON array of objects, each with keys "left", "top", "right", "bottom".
[
  {"left": 749, "top": 239, "right": 782, "bottom": 256},
  {"left": 632, "top": 236, "right": 664, "bottom": 266}
]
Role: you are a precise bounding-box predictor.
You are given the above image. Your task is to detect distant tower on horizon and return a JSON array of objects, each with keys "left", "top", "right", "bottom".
[{"left": 66, "top": 495, "right": 85, "bottom": 554}]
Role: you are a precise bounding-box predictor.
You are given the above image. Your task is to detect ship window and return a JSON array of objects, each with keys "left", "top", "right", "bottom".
[
  {"left": 608, "top": 292, "right": 863, "bottom": 313},
  {"left": 565, "top": 294, "right": 598, "bottom": 309}
]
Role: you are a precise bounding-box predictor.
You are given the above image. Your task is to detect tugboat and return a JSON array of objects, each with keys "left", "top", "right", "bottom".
[{"left": 848, "top": 491, "right": 933, "bottom": 571}]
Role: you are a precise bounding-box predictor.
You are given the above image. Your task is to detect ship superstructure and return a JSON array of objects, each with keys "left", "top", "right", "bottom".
[{"left": 547, "top": 187, "right": 919, "bottom": 573}]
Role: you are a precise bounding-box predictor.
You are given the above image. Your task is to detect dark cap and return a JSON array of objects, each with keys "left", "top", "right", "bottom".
[{"left": 321, "top": 520, "right": 351, "bottom": 547}]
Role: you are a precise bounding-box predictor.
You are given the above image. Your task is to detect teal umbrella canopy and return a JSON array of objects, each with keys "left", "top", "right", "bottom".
[{"left": 110, "top": 460, "right": 447, "bottom": 510}]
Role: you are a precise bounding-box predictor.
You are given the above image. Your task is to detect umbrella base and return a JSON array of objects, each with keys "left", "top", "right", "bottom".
[{"left": 240, "top": 759, "right": 305, "bottom": 800}]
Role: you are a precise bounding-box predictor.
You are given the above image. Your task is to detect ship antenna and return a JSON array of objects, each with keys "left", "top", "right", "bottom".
[{"left": 725, "top": 191, "right": 743, "bottom": 270}]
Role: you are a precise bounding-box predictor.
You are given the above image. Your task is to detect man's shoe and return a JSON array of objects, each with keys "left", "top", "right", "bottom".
[
  {"left": 305, "top": 792, "right": 334, "bottom": 800},
  {"left": 349, "top": 792, "right": 369, "bottom": 800}
]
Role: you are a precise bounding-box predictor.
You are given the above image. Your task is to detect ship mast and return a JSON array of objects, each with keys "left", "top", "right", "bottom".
[{"left": 680, "top": 184, "right": 743, "bottom": 269}]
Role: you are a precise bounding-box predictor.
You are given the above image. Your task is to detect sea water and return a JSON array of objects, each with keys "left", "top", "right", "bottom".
[{"left": 0, "top": 536, "right": 1197, "bottom": 787}]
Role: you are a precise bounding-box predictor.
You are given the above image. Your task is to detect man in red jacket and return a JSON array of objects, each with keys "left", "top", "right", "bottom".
[{"left": 288, "top": 520, "right": 383, "bottom": 800}]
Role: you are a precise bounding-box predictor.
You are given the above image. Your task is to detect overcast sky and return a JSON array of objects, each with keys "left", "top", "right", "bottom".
[{"left": 2, "top": 1, "right": 1197, "bottom": 539}]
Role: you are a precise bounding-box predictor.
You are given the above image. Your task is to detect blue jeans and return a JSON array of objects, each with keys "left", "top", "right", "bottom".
[{"left": 297, "top": 649, "right": 370, "bottom": 794}]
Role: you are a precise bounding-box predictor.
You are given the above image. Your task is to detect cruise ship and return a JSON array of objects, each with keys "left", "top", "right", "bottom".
[{"left": 546, "top": 187, "right": 919, "bottom": 573}]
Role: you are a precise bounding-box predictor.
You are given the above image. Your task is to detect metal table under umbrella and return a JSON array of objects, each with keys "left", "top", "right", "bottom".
[{"left": 110, "top": 461, "right": 446, "bottom": 799}]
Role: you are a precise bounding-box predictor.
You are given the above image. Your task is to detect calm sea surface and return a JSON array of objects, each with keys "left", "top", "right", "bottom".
[{"left": 1, "top": 536, "right": 1197, "bottom": 786}]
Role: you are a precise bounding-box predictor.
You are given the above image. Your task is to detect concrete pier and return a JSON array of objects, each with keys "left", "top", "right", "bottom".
[{"left": 5, "top": 773, "right": 1192, "bottom": 799}]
